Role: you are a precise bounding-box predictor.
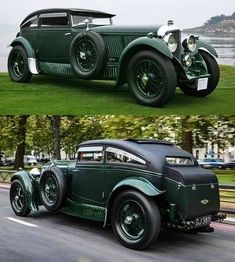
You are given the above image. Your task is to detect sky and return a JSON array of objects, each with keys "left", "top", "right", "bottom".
[{"left": 0, "top": 0, "right": 234, "bottom": 29}]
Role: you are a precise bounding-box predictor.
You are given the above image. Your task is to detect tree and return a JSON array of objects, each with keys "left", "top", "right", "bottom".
[
  {"left": 14, "top": 116, "right": 29, "bottom": 168},
  {"left": 52, "top": 116, "right": 61, "bottom": 160}
]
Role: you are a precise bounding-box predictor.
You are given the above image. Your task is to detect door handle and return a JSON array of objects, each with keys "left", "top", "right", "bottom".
[{"left": 65, "top": 32, "right": 71, "bottom": 36}]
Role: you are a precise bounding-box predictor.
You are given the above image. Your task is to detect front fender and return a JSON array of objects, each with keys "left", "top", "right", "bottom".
[
  {"left": 197, "top": 40, "right": 218, "bottom": 58},
  {"left": 116, "top": 36, "right": 173, "bottom": 87},
  {"left": 11, "top": 171, "right": 40, "bottom": 210}
]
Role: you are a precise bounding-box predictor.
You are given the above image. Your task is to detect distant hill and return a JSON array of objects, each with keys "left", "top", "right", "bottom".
[{"left": 184, "top": 12, "right": 235, "bottom": 34}]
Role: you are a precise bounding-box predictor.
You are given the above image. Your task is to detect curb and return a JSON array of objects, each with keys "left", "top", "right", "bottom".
[{"left": 0, "top": 183, "right": 235, "bottom": 225}]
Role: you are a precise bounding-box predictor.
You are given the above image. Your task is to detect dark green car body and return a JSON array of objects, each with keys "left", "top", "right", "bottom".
[
  {"left": 10, "top": 139, "right": 223, "bottom": 250},
  {"left": 8, "top": 8, "right": 220, "bottom": 107}
]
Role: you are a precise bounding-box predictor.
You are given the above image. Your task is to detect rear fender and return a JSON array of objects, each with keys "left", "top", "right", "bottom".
[
  {"left": 116, "top": 36, "right": 173, "bottom": 87},
  {"left": 9, "top": 37, "right": 39, "bottom": 74},
  {"left": 11, "top": 171, "right": 40, "bottom": 210},
  {"left": 104, "top": 177, "right": 164, "bottom": 226}
]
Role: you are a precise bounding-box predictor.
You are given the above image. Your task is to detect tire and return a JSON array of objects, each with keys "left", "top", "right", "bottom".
[
  {"left": 8, "top": 45, "right": 32, "bottom": 82},
  {"left": 127, "top": 50, "right": 177, "bottom": 107},
  {"left": 10, "top": 179, "right": 31, "bottom": 216},
  {"left": 70, "top": 31, "right": 107, "bottom": 80},
  {"left": 179, "top": 51, "right": 220, "bottom": 97},
  {"left": 111, "top": 190, "right": 161, "bottom": 250},
  {"left": 39, "top": 166, "right": 67, "bottom": 211}
]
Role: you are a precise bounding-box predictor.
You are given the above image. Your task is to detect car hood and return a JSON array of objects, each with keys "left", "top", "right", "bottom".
[{"left": 81, "top": 25, "right": 163, "bottom": 35}]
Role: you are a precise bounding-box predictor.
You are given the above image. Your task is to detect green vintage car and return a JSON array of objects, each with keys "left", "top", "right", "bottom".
[
  {"left": 9, "top": 139, "right": 225, "bottom": 250},
  {"left": 8, "top": 8, "right": 220, "bottom": 107}
]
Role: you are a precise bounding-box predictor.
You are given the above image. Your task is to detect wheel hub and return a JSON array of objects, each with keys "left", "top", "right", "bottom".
[
  {"left": 124, "top": 215, "right": 134, "bottom": 225},
  {"left": 80, "top": 52, "right": 86, "bottom": 60},
  {"left": 45, "top": 185, "right": 50, "bottom": 193},
  {"left": 141, "top": 73, "right": 149, "bottom": 86}
]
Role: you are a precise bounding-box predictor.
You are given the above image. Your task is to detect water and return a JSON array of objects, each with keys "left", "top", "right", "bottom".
[
  {"left": 0, "top": 29, "right": 234, "bottom": 72},
  {"left": 199, "top": 34, "right": 235, "bottom": 66}
]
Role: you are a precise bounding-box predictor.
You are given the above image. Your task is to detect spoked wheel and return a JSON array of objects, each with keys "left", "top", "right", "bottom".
[
  {"left": 179, "top": 50, "right": 220, "bottom": 97},
  {"left": 39, "top": 166, "right": 67, "bottom": 211},
  {"left": 10, "top": 180, "right": 31, "bottom": 216},
  {"left": 111, "top": 190, "right": 161, "bottom": 250},
  {"left": 127, "top": 50, "right": 176, "bottom": 107},
  {"left": 70, "top": 31, "right": 107, "bottom": 79},
  {"left": 75, "top": 38, "right": 97, "bottom": 72},
  {"left": 8, "top": 45, "right": 32, "bottom": 82}
]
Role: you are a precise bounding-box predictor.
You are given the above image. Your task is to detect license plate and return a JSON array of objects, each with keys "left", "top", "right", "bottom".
[
  {"left": 195, "top": 216, "right": 211, "bottom": 227},
  {"left": 197, "top": 78, "right": 208, "bottom": 91}
]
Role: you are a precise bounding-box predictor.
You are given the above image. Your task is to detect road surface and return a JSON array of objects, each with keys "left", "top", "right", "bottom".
[{"left": 0, "top": 188, "right": 235, "bottom": 262}]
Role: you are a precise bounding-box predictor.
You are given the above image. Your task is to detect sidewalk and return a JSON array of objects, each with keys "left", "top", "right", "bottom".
[{"left": 1, "top": 183, "right": 235, "bottom": 225}]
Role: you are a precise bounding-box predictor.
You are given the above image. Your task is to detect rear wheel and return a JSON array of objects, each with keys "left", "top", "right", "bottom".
[
  {"left": 8, "top": 45, "right": 32, "bottom": 82},
  {"left": 179, "top": 51, "right": 220, "bottom": 97},
  {"left": 10, "top": 180, "right": 31, "bottom": 216},
  {"left": 127, "top": 50, "right": 177, "bottom": 107},
  {"left": 39, "top": 166, "right": 67, "bottom": 211},
  {"left": 111, "top": 190, "right": 161, "bottom": 250}
]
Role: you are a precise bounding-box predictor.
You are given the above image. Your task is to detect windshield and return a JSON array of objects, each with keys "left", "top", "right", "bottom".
[{"left": 71, "top": 14, "right": 112, "bottom": 27}]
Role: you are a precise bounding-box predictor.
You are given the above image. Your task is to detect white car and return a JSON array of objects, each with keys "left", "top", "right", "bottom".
[{"left": 24, "top": 155, "right": 37, "bottom": 165}]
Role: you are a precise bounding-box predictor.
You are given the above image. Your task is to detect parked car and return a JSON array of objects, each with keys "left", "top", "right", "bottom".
[
  {"left": 198, "top": 158, "right": 226, "bottom": 169},
  {"left": 224, "top": 160, "right": 235, "bottom": 169},
  {"left": 8, "top": 8, "right": 220, "bottom": 107},
  {"left": 9, "top": 139, "right": 224, "bottom": 250},
  {"left": 24, "top": 155, "right": 37, "bottom": 166}
]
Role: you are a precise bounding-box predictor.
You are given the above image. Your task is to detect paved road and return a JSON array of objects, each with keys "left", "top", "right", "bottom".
[{"left": 0, "top": 188, "right": 235, "bottom": 262}]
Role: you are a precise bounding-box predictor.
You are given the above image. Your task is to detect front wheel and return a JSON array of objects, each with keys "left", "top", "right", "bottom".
[
  {"left": 111, "top": 190, "right": 161, "bottom": 250},
  {"left": 10, "top": 180, "right": 31, "bottom": 216},
  {"left": 8, "top": 45, "right": 32, "bottom": 82},
  {"left": 179, "top": 51, "right": 220, "bottom": 97},
  {"left": 127, "top": 50, "right": 177, "bottom": 107}
]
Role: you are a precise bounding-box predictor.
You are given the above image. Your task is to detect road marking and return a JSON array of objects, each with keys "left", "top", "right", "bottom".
[
  {"left": 6, "top": 217, "right": 38, "bottom": 228},
  {"left": 213, "top": 223, "right": 235, "bottom": 232}
]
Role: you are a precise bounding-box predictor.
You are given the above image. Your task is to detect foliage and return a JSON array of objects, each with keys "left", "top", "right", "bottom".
[
  {"left": 204, "top": 12, "right": 235, "bottom": 26},
  {"left": 0, "top": 115, "right": 234, "bottom": 161}
]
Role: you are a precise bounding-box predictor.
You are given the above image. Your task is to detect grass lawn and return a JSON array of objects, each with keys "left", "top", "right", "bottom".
[
  {"left": 214, "top": 169, "right": 235, "bottom": 184},
  {"left": 0, "top": 65, "right": 235, "bottom": 115}
]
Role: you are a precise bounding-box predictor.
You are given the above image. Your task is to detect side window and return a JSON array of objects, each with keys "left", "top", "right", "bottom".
[
  {"left": 78, "top": 146, "right": 104, "bottom": 162},
  {"left": 39, "top": 13, "right": 69, "bottom": 27},
  {"left": 106, "top": 147, "right": 146, "bottom": 165},
  {"left": 21, "top": 16, "right": 38, "bottom": 29}
]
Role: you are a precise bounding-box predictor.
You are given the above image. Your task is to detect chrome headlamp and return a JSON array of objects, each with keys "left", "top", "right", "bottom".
[
  {"left": 164, "top": 33, "right": 177, "bottom": 53},
  {"left": 183, "top": 35, "right": 197, "bottom": 52}
]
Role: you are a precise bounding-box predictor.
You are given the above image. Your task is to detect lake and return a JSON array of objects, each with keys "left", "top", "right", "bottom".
[{"left": 0, "top": 29, "right": 234, "bottom": 72}]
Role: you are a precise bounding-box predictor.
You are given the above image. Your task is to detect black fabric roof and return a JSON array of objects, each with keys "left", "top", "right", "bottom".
[{"left": 21, "top": 8, "right": 115, "bottom": 26}]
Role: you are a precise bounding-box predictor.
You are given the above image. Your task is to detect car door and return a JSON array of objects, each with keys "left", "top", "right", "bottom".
[
  {"left": 103, "top": 146, "right": 147, "bottom": 200},
  {"left": 37, "top": 12, "right": 72, "bottom": 63},
  {"left": 71, "top": 146, "right": 105, "bottom": 205}
]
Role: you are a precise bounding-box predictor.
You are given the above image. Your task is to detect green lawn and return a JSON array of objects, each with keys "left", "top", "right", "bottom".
[{"left": 0, "top": 65, "right": 235, "bottom": 114}]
